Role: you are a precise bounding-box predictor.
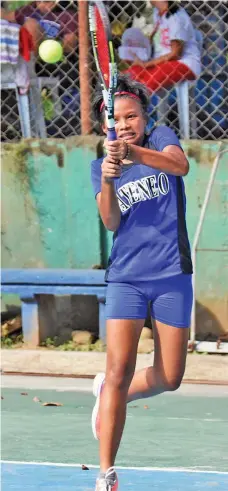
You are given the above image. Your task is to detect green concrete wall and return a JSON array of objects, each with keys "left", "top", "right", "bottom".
[
  {"left": 1, "top": 137, "right": 228, "bottom": 337},
  {"left": 2, "top": 137, "right": 103, "bottom": 269},
  {"left": 184, "top": 142, "right": 228, "bottom": 337}
]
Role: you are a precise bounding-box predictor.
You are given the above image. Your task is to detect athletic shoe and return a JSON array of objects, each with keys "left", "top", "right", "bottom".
[
  {"left": 95, "top": 467, "right": 118, "bottom": 491},
  {"left": 91, "top": 372, "right": 105, "bottom": 440}
]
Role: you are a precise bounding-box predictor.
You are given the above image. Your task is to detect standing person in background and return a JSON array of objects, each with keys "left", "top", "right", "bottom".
[
  {"left": 90, "top": 74, "right": 193, "bottom": 491},
  {"left": 120, "top": 0, "right": 201, "bottom": 92}
]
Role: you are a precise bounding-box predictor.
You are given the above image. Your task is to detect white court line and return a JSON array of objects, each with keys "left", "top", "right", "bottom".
[
  {"left": 1, "top": 460, "right": 228, "bottom": 475},
  {"left": 166, "top": 417, "right": 228, "bottom": 422}
]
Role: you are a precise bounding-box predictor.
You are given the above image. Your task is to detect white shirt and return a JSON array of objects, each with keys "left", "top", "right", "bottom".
[{"left": 153, "top": 7, "right": 201, "bottom": 77}]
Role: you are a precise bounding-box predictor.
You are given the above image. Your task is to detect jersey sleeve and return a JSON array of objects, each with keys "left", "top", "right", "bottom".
[
  {"left": 91, "top": 158, "right": 103, "bottom": 198},
  {"left": 150, "top": 125, "right": 183, "bottom": 152}
]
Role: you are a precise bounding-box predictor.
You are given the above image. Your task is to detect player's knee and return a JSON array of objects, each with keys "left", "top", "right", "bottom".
[
  {"left": 165, "top": 375, "right": 183, "bottom": 392},
  {"left": 106, "top": 362, "right": 134, "bottom": 391}
]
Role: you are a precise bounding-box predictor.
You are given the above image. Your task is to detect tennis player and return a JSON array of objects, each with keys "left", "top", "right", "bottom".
[{"left": 90, "top": 74, "right": 193, "bottom": 491}]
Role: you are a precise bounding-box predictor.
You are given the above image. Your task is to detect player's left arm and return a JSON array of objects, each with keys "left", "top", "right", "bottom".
[
  {"left": 129, "top": 143, "right": 189, "bottom": 176},
  {"left": 104, "top": 140, "right": 189, "bottom": 176}
]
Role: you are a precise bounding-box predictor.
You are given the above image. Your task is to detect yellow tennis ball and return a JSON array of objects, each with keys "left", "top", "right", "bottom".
[{"left": 38, "top": 39, "right": 63, "bottom": 64}]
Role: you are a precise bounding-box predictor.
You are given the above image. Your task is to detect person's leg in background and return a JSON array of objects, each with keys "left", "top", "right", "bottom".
[{"left": 126, "top": 61, "right": 196, "bottom": 92}]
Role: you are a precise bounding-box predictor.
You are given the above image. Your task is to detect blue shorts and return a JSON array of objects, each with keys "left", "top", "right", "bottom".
[{"left": 105, "top": 274, "right": 193, "bottom": 328}]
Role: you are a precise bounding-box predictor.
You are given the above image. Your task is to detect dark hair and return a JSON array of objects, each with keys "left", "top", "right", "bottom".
[
  {"left": 166, "top": 1, "right": 180, "bottom": 17},
  {"left": 93, "top": 73, "right": 150, "bottom": 126}
]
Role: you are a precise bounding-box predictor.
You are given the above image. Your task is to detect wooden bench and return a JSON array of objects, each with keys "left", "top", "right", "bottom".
[{"left": 1, "top": 268, "right": 107, "bottom": 346}]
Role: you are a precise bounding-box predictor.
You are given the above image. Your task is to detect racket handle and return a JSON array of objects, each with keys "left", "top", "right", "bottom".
[
  {"left": 107, "top": 128, "right": 117, "bottom": 141},
  {"left": 107, "top": 127, "right": 118, "bottom": 180}
]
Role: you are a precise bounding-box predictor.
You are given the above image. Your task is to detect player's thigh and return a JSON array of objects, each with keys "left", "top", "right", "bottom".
[
  {"left": 152, "top": 319, "right": 189, "bottom": 384},
  {"left": 151, "top": 274, "right": 192, "bottom": 383},
  {"left": 106, "top": 319, "right": 145, "bottom": 377},
  {"left": 105, "top": 282, "right": 147, "bottom": 385},
  {"left": 105, "top": 318, "right": 145, "bottom": 389}
]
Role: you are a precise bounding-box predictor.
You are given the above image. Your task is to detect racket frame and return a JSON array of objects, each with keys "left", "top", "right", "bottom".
[{"left": 89, "top": 0, "right": 117, "bottom": 140}]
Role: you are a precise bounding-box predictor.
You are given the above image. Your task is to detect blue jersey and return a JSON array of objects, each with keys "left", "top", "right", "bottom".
[{"left": 91, "top": 126, "right": 192, "bottom": 282}]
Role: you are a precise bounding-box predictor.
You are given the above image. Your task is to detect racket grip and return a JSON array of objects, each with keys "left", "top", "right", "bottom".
[
  {"left": 107, "top": 127, "right": 118, "bottom": 180},
  {"left": 107, "top": 128, "right": 117, "bottom": 141}
]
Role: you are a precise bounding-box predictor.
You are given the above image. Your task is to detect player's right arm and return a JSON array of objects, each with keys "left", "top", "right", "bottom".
[{"left": 96, "top": 156, "right": 121, "bottom": 232}]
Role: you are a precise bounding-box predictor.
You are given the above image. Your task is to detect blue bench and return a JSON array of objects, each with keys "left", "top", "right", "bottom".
[{"left": 1, "top": 268, "right": 107, "bottom": 346}]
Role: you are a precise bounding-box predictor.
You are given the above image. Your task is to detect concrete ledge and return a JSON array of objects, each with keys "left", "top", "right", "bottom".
[{"left": 1, "top": 350, "right": 228, "bottom": 383}]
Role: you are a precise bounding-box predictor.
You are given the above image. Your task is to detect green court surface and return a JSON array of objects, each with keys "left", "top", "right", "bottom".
[{"left": 1, "top": 378, "right": 228, "bottom": 472}]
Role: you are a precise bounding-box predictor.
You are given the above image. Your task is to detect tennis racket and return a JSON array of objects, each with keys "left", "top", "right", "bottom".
[{"left": 89, "top": 0, "right": 117, "bottom": 141}]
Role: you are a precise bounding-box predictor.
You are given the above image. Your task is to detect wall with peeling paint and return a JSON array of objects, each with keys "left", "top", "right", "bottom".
[
  {"left": 184, "top": 141, "right": 228, "bottom": 339},
  {"left": 1, "top": 137, "right": 103, "bottom": 269},
  {"left": 1, "top": 138, "right": 228, "bottom": 338}
]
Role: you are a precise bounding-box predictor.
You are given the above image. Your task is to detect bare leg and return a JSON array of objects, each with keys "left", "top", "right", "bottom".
[
  {"left": 98, "top": 319, "right": 189, "bottom": 472},
  {"left": 99, "top": 318, "right": 144, "bottom": 472},
  {"left": 127, "top": 319, "right": 189, "bottom": 402}
]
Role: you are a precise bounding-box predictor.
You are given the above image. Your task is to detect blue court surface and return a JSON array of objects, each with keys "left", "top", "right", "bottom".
[{"left": 2, "top": 462, "right": 228, "bottom": 491}]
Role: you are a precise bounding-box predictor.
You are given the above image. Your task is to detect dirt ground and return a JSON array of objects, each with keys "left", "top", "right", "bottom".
[{"left": 1, "top": 349, "right": 228, "bottom": 383}]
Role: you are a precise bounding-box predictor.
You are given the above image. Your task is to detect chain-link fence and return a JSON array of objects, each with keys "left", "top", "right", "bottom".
[{"left": 1, "top": 0, "right": 228, "bottom": 141}]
